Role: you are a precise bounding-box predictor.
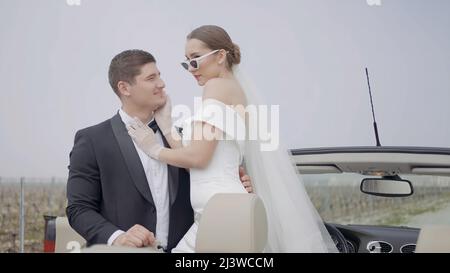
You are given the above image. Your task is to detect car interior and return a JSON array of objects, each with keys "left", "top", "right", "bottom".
[{"left": 293, "top": 147, "right": 450, "bottom": 253}]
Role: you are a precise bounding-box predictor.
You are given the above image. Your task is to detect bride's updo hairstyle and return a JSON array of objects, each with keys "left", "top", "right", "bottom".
[{"left": 187, "top": 25, "right": 241, "bottom": 70}]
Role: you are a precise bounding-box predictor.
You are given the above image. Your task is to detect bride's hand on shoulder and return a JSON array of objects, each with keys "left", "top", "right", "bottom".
[{"left": 239, "top": 166, "right": 253, "bottom": 193}]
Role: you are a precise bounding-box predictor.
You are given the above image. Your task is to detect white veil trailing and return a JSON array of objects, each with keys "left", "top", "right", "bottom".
[{"left": 232, "top": 66, "right": 338, "bottom": 253}]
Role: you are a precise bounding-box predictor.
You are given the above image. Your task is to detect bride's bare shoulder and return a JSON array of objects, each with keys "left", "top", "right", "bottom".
[
  {"left": 203, "top": 78, "right": 245, "bottom": 105},
  {"left": 202, "top": 78, "right": 235, "bottom": 103}
]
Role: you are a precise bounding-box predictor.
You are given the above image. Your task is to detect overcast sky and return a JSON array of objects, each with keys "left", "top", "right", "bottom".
[{"left": 0, "top": 0, "right": 449, "bottom": 177}]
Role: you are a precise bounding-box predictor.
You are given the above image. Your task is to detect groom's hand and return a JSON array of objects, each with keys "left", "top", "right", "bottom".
[
  {"left": 239, "top": 166, "right": 253, "bottom": 193},
  {"left": 112, "top": 224, "right": 156, "bottom": 248}
]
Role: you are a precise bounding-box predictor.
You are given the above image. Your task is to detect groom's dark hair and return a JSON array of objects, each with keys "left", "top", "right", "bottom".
[{"left": 108, "top": 49, "right": 156, "bottom": 97}]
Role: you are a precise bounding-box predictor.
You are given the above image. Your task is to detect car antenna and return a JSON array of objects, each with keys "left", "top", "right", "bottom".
[{"left": 365, "top": 67, "right": 381, "bottom": 147}]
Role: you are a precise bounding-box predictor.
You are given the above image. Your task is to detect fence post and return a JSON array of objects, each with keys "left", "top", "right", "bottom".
[{"left": 20, "top": 177, "right": 25, "bottom": 253}]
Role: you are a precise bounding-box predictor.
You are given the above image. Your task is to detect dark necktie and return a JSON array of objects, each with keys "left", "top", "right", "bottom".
[{"left": 148, "top": 119, "right": 159, "bottom": 133}]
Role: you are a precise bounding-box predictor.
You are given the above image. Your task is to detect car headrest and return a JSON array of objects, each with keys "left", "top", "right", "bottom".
[
  {"left": 55, "top": 217, "right": 86, "bottom": 253},
  {"left": 415, "top": 225, "right": 450, "bottom": 253},
  {"left": 195, "top": 193, "right": 268, "bottom": 253}
]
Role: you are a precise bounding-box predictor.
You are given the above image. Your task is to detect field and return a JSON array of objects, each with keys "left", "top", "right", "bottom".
[
  {"left": 0, "top": 179, "right": 66, "bottom": 253},
  {"left": 306, "top": 185, "right": 450, "bottom": 226},
  {"left": 1, "top": 178, "right": 450, "bottom": 252}
]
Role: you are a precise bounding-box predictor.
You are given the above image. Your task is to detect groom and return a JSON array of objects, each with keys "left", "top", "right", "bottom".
[{"left": 66, "top": 49, "right": 253, "bottom": 252}]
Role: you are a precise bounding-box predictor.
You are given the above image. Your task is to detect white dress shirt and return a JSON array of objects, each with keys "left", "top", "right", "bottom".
[{"left": 107, "top": 109, "right": 170, "bottom": 248}]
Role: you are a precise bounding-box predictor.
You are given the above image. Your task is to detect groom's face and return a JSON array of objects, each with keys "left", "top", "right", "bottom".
[{"left": 125, "top": 62, "right": 166, "bottom": 110}]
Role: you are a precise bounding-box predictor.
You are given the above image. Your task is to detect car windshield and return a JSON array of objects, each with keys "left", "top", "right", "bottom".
[{"left": 302, "top": 173, "right": 450, "bottom": 228}]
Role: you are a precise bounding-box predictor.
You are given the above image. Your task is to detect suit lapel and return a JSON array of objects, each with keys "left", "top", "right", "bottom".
[{"left": 110, "top": 113, "right": 156, "bottom": 207}]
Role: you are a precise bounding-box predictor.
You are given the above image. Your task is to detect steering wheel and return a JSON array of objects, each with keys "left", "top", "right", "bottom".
[{"left": 325, "top": 223, "right": 350, "bottom": 253}]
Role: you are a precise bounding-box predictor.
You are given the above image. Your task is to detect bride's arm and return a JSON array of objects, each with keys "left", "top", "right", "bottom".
[
  {"left": 158, "top": 121, "right": 220, "bottom": 168},
  {"left": 133, "top": 83, "right": 229, "bottom": 168},
  {"left": 159, "top": 138, "right": 217, "bottom": 169},
  {"left": 128, "top": 119, "right": 221, "bottom": 169}
]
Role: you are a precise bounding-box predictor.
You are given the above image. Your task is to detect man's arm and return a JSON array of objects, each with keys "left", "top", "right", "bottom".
[{"left": 66, "top": 129, "right": 119, "bottom": 245}]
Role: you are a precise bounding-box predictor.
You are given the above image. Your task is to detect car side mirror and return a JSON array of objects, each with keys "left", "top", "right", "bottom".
[{"left": 360, "top": 178, "right": 413, "bottom": 197}]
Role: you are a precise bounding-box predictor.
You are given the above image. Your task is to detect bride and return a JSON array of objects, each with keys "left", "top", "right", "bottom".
[{"left": 127, "top": 25, "right": 337, "bottom": 253}]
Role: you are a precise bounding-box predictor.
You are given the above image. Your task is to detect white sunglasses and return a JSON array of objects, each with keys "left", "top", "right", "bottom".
[{"left": 181, "top": 49, "right": 220, "bottom": 71}]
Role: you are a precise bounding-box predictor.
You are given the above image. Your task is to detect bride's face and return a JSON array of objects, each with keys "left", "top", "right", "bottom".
[{"left": 184, "top": 38, "right": 226, "bottom": 86}]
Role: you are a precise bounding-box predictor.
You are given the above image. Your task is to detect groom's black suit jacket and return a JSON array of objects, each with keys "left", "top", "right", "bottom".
[{"left": 66, "top": 113, "right": 193, "bottom": 251}]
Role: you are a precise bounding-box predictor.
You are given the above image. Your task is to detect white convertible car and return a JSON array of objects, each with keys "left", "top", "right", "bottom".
[
  {"left": 293, "top": 146, "right": 450, "bottom": 253},
  {"left": 44, "top": 146, "right": 450, "bottom": 253}
]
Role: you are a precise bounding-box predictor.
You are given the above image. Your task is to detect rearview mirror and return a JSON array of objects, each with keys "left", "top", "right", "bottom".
[{"left": 360, "top": 178, "right": 413, "bottom": 197}]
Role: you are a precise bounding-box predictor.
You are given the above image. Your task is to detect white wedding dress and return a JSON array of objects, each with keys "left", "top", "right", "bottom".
[
  {"left": 171, "top": 67, "right": 338, "bottom": 253},
  {"left": 171, "top": 98, "right": 247, "bottom": 253}
]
